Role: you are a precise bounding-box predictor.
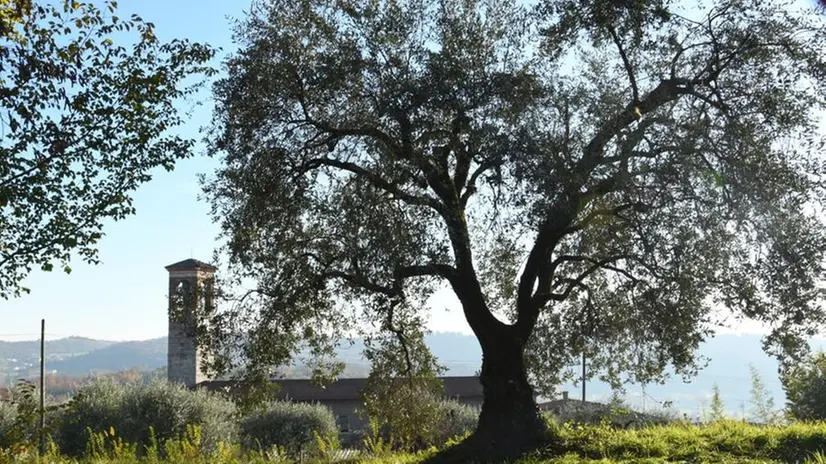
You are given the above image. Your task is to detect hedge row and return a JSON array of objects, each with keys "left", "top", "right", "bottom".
[
  {"left": 1, "top": 380, "right": 476, "bottom": 458},
  {"left": 0, "top": 380, "right": 339, "bottom": 458},
  {"left": 51, "top": 380, "right": 238, "bottom": 456}
]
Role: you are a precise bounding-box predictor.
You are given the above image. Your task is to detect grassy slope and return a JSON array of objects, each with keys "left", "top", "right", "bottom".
[
  {"left": 3, "top": 420, "right": 826, "bottom": 463},
  {"left": 356, "top": 420, "right": 826, "bottom": 463}
]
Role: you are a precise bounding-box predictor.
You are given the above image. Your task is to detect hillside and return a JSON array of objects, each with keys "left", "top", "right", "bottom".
[
  {"left": 0, "top": 336, "right": 115, "bottom": 362},
  {"left": 0, "top": 336, "right": 117, "bottom": 380},
  {"left": 3, "top": 331, "right": 821, "bottom": 417},
  {"left": 47, "top": 338, "right": 167, "bottom": 375}
]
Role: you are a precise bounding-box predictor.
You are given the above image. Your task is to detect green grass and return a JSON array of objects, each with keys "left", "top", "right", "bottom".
[
  {"left": 545, "top": 419, "right": 826, "bottom": 463},
  {"left": 4, "top": 420, "right": 826, "bottom": 463}
]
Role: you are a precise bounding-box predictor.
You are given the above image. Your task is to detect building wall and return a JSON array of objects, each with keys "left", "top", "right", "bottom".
[{"left": 319, "top": 398, "right": 370, "bottom": 433}]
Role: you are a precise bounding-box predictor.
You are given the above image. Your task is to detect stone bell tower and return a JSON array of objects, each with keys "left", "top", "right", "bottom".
[{"left": 166, "top": 258, "right": 216, "bottom": 388}]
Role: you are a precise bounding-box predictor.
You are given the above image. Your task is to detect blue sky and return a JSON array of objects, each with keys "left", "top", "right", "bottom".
[{"left": 0, "top": 0, "right": 816, "bottom": 342}]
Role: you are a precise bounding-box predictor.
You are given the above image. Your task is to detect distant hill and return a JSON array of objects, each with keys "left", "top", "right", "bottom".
[
  {"left": 3, "top": 331, "right": 823, "bottom": 418},
  {"left": 0, "top": 336, "right": 115, "bottom": 362},
  {"left": 0, "top": 336, "right": 117, "bottom": 380},
  {"left": 47, "top": 338, "right": 167, "bottom": 375}
]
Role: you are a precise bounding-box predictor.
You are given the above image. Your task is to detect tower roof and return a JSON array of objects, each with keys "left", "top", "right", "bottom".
[{"left": 165, "top": 259, "right": 217, "bottom": 272}]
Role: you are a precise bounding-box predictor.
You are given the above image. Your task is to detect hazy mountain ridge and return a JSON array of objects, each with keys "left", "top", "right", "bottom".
[
  {"left": 46, "top": 338, "right": 167, "bottom": 375},
  {"left": 0, "top": 336, "right": 115, "bottom": 362},
  {"left": 2, "top": 332, "right": 820, "bottom": 418}
]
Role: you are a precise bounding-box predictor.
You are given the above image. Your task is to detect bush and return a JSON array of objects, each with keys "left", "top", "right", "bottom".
[
  {"left": 361, "top": 379, "right": 445, "bottom": 451},
  {"left": 358, "top": 398, "right": 478, "bottom": 451},
  {"left": 0, "top": 400, "right": 17, "bottom": 443},
  {"left": 52, "top": 380, "right": 122, "bottom": 456},
  {"left": 432, "top": 400, "right": 478, "bottom": 446},
  {"left": 120, "top": 381, "right": 237, "bottom": 450},
  {"left": 543, "top": 400, "right": 674, "bottom": 429},
  {"left": 53, "top": 379, "right": 237, "bottom": 457},
  {"left": 239, "top": 400, "right": 338, "bottom": 457},
  {"left": 360, "top": 331, "right": 447, "bottom": 452},
  {"left": 0, "top": 380, "right": 62, "bottom": 450},
  {"left": 783, "top": 351, "right": 826, "bottom": 422}
]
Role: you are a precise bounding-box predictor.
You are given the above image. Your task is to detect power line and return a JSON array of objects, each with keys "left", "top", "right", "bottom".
[{"left": 0, "top": 332, "right": 80, "bottom": 338}]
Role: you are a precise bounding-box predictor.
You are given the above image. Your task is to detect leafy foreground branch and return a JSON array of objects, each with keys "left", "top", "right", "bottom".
[{"left": 0, "top": 0, "right": 216, "bottom": 298}]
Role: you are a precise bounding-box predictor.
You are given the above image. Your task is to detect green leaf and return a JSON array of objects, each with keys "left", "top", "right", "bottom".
[{"left": 41, "top": 263, "right": 53, "bottom": 272}]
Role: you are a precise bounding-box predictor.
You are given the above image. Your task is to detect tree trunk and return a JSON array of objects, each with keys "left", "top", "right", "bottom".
[{"left": 426, "top": 327, "right": 550, "bottom": 463}]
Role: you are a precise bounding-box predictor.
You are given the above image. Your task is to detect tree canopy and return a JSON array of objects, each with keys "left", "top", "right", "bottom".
[
  {"left": 0, "top": 0, "right": 215, "bottom": 298},
  {"left": 203, "top": 0, "right": 826, "bottom": 460}
]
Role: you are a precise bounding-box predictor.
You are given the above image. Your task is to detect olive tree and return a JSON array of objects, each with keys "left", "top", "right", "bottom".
[
  {"left": 0, "top": 0, "right": 215, "bottom": 298},
  {"left": 202, "top": 0, "right": 826, "bottom": 460}
]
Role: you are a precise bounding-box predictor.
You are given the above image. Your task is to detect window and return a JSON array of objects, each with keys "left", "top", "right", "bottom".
[{"left": 336, "top": 414, "right": 350, "bottom": 433}]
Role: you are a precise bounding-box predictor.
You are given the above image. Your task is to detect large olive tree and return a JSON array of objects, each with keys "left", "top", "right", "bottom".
[
  {"left": 202, "top": 0, "right": 826, "bottom": 460},
  {"left": 0, "top": 0, "right": 215, "bottom": 298}
]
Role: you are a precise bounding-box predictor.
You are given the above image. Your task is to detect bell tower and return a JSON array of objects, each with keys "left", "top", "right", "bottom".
[{"left": 166, "top": 258, "right": 216, "bottom": 388}]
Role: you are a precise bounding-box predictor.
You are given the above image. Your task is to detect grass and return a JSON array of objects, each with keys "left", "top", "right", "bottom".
[
  {"left": 4, "top": 420, "right": 826, "bottom": 463},
  {"left": 545, "top": 419, "right": 826, "bottom": 463}
]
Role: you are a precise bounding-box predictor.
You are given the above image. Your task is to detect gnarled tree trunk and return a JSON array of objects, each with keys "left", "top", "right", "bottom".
[{"left": 427, "top": 326, "right": 550, "bottom": 463}]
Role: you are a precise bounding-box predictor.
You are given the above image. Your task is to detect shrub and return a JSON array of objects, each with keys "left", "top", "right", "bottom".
[
  {"left": 0, "top": 380, "right": 63, "bottom": 451},
  {"left": 432, "top": 400, "right": 478, "bottom": 446},
  {"left": 0, "top": 400, "right": 17, "bottom": 443},
  {"left": 239, "top": 400, "right": 338, "bottom": 457},
  {"left": 53, "top": 380, "right": 123, "bottom": 456},
  {"left": 542, "top": 400, "right": 673, "bottom": 429},
  {"left": 120, "top": 380, "right": 237, "bottom": 451},
  {"left": 749, "top": 363, "right": 779, "bottom": 424},
  {"left": 53, "top": 379, "right": 237, "bottom": 457},
  {"left": 707, "top": 383, "right": 726, "bottom": 422},
  {"left": 783, "top": 351, "right": 826, "bottom": 422},
  {"left": 360, "top": 330, "right": 447, "bottom": 451}
]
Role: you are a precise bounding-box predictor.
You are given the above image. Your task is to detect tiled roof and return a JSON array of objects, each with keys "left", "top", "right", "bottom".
[
  {"left": 198, "top": 376, "right": 484, "bottom": 401},
  {"left": 165, "top": 259, "right": 217, "bottom": 272}
]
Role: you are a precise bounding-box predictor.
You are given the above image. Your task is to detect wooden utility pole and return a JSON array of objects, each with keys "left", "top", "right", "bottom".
[
  {"left": 39, "top": 318, "right": 45, "bottom": 456},
  {"left": 581, "top": 350, "right": 586, "bottom": 402},
  {"left": 642, "top": 384, "right": 647, "bottom": 413}
]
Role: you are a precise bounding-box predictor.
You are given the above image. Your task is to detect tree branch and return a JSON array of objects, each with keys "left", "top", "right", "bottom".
[
  {"left": 322, "top": 270, "right": 396, "bottom": 296},
  {"left": 607, "top": 25, "right": 639, "bottom": 104},
  {"left": 536, "top": 255, "right": 633, "bottom": 306},
  {"left": 459, "top": 156, "right": 504, "bottom": 207},
  {"left": 564, "top": 203, "right": 637, "bottom": 233},
  {"left": 384, "top": 298, "right": 414, "bottom": 379},
  {"left": 323, "top": 262, "right": 458, "bottom": 297},
  {"left": 514, "top": 79, "right": 692, "bottom": 338},
  {"left": 394, "top": 263, "right": 458, "bottom": 287},
  {"left": 301, "top": 157, "right": 443, "bottom": 212},
  {"left": 393, "top": 111, "right": 458, "bottom": 205}
]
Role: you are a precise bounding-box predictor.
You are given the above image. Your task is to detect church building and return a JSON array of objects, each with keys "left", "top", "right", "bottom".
[{"left": 163, "top": 258, "right": 484, "bottom": 436}]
